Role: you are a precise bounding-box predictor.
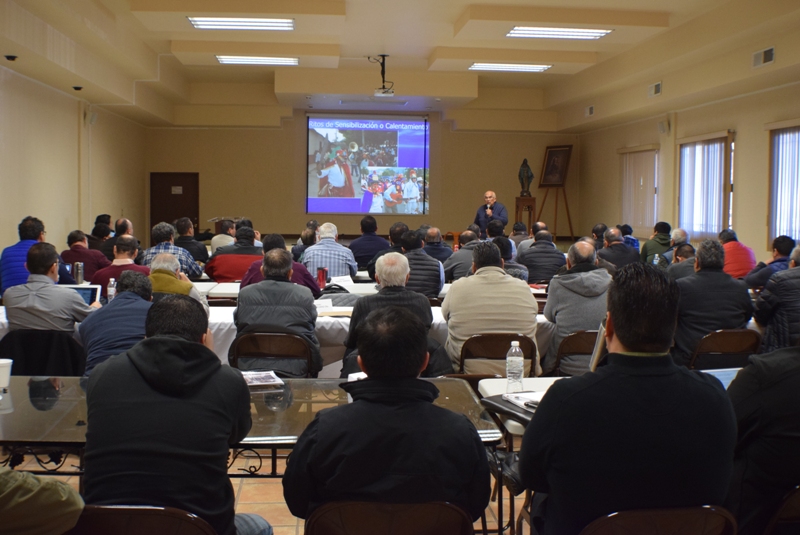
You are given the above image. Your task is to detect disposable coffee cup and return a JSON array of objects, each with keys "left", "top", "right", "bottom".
[
  {"left": 0, "top": 391, "right": 13, "bottom": 414},
  {"left": 0, "top": 359, "right": 12, "bottom": 391}
]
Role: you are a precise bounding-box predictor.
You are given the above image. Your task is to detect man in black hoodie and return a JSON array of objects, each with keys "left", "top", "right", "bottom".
[
  {"left": 83, "top": 295, "right": 273, "bottom": 535},
  {"left": 283, "top": 306, "right": 490, "bottom": 521}
]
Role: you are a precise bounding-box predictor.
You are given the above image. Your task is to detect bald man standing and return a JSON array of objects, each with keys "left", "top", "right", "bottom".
[{"left": 474, "top": 191, "right": 508, "bottom": 239}]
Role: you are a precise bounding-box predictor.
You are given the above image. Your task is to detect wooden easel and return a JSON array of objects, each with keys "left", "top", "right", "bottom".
[{"left": 537, "top": 187, "right": 575, "bottom": 240}]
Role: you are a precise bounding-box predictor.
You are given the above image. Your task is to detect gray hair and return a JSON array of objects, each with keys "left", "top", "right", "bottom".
[
  {"left": 671, "top": 228, "right": 689, "bottom": 245},
  {"left": 151, "top": 222, "right": 176, "bottom": 244},
  {"left": 603, "top": 228, "right": 623, "bottom": 244},
  {"left": 568, "top": 241, "right": 596, "bottom": 266},
  {"left": 695, "top": 239, "right": 725, "bottom": 270},
  {"left": 791, "top": 246, "right": 800, "bottom": 266},
  {"left": 425, "top": 227, "right": 442, "bottom": 244},
  {"left": 117, "top": 271, "right": 152, "bottom": 301},
  {"left": 150, "top": 253, "right": 180, "bottom": 273},
  {"left": 318, "top": 222, "right": 338, "bottom": 239},
  {"left": 375, "top": 252, "right": 409, "bottom": 288},
  {"left": 262, "top": 249, "right": 293, "bottom": 278}
]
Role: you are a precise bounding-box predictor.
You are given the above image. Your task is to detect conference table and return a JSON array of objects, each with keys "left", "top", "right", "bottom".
[
  {"left": 0, "top": 376, "right": 502, "bottom": 477},
  {"left": 0, "top": 306, "right": 557, "bottom": 376}
]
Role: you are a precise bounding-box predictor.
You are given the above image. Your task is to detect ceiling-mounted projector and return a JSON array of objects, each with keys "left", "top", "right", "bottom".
[{"left": 374, "top": 88, "right": 395, "bottom": 97}]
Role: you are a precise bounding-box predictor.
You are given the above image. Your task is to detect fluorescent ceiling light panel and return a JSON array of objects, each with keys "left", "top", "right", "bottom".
[
  {"left": 217, "top": 56, "right": 298, "bottom": 65},
  {"left": 188, "top": 17, "right": 294, "bottom": 31},
  {"left": 507, "top": 26, "right": 612, "bottom": 39},
  {"left": 469, "top": 63, "right": 551, "bottom": 72}
]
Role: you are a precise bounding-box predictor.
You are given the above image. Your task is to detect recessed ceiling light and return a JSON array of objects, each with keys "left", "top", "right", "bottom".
[
  {"left": 507, "top": 27, "right": 613, "bottom": 40},
  {"left": 216, "top": 56, "right": 298, "bottom": 66},
  {"left": 188, "top": 17, "right": 294, "bottom": 31},
  {"left": 469, "top": 63, "right": 551, "bottom": 72}
]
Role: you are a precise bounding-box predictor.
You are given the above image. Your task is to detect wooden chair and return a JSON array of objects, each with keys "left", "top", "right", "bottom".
[
  {"left": 535, "top": 297, "right": 547, "bottom": 315},
  {"left": 579, "top": 505, "right": 737, "bottom": 535},
  {"left": 305, "top": 501, "right": 474, "bottom": 535},
  {"left": 229, "top": 332, "right": 314, "bottom": 377},
  {"left": 428, "top": 297, "right": 443, "bottom": 307},
  {"left": 207, "top": 298, "right": 237, "bottom": 306},
  {"left": 63, "top": 505, "right": 216, "bottom": 535},
  {"left": 553, "top": 331, "right": 598, "bottom": 376},
  {"left": 689, "top": 329, "right": 761, "bottom": 370},
  {"left": 444, "top": 232, "right": 462, "bottom": 246},
  {"left": 763, "top": 485, "right": 800, "bottom": 535},
  {"left": 459, "top": 333, "right": 537, "bottom": 376}
]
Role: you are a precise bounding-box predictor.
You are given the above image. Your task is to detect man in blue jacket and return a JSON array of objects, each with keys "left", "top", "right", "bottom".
[
  {"left": 473, "top": 191, "right": 508, "bottom": 239},
  {"left": 1, "top": 216, "right": 74, "bottom": 295}
]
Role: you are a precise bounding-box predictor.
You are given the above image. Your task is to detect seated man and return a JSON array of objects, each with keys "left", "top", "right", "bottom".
[
  {"left": 100, "top": 218, "right": 144, "bottom": 265},
  {"left": 487, "top": 220, "right": 517, "bottom": 257},
  {"left": 348, "top": 215, "right": 390, "bottom": 269},
  {"left": 240, "top": 234, "right": 321, "bottom": 298},
  {"left": 87, "top": 222, "right": 112, "bottom": 250},
  {"left": 340, "top": 253, "right": 450, "bottom": 377},
  {"left": 234, "top": 249, "right": 321, "bottom": 376},
  {"left": 0, "top": 466, "right": 84, "bottom": 534},
  {"left": 516, "top": 230, "right": 566, "bottom": 283},
  {"left": 4, "top": 243, "right": 100, "bottom": 331},
  {"left": 543, "top": 241, "right": 611, "bottom": 375},
  {"left": 79, "top": 271, "right": 152, "bottom": 375},
  {"left": 83, "top": 295, "right": 272, "bottom": 535},
  {"left": 744, "top": 235, "right": 795, "bottom": 289},
  {"left": 493, "top": 236, "right": 528, "bottom": 282},
  {"left": 283, "top": 306, "right": 490, "bottom": 521},
  {"left": 597, "top": 228, "right": 639, "bottom": 268},
  {"left": 91, "top": 235, "right": 150, "bottom": 298},
  {"left": 401, "top": 230, "right": 444, "bottom": 298},
  {"left": 173, "top": 217, "right": 209, "bottom": 264},
  {"left": 725, "top": 345, "right": 800, "bottom": 535},
  {"left": 719, "top": 228, "right": 756, "bottom": 279},
  {"left": 423, "top": 227, "right": 453, "bottom": 263},
  {"left": 590, "top": 223, "right": 607, "bottom": 251},
  {"left": 753, "top": 245, "right": 800, "bottom": 352},
  {"left": 516, "top": 221, "right": 548, "bottom": 256},
  {"left": 640, "top": 221, "right": 672, "bottom": 264},
  {"left": 442, "top": 241, "right": 539, "bottom": 375},
  {"left": 666, "top": 243, "right": 696, "bottom": 280},
  {"left": 60, "top": 230, "right": 111, "bottom": 281},
  {"left": 1, "top": 216, "right": 75, "bottom": 294},
  {"left": 617, "top": 223, "right": 640, "bottom": 252},
  {"left": 204, "top": 227, "right": 263, "bottom": 282},
  {"left": 366, "top": 221, "right": 407, "bottom": 280},
  {"left": 509, "top": 222, "right": 528, "bottom": 247},
  {"left": 519, "top": 263, "right": 736, "bottom": 535},
  {"left": 662, "top": 228, "right": 689, "bottom": 264},
  {"left": 672, "top": 240, "right": 753, "bottom": 366},
  {"left": 443, "top": 230, "right": 480, "bottom": 282},
  {"left": 141, "top": 222, "right": 203, "bottom": 279},
  {"left": 302, "top": 222, "right": 357, "bottom": 278},
  {"left": 210, "top": 219, "right": 236, "bottom": 254},
  {"left": 292, "top": 228, "right": 315, "bottom": 262},
  {"left": 148, "top": 253, "right": 208, "bottom": 313}
]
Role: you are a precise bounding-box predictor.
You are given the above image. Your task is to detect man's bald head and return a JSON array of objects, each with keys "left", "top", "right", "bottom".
[
  {"left": 603, "top": 228, "right": 624, "bottom": 246},
  {"left": 568, "top": 240, "right": 597, "bottom": 267},
  {"left": 425, "top": 227, "right": 442, "bottom": 244}
]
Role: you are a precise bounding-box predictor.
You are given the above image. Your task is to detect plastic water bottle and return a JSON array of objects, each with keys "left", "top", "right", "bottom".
[
  {"left": 107, "top": 278, "right": 117, "bottom": 301},
  {"left": 652, "top": 253, "right": 660, "bottom": 266},
  {"left": 506, "top": 341, "right": 524, "bottom": 394}
]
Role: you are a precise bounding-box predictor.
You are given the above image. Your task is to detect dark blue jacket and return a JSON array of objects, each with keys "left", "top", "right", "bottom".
[
  {"left": 473, "top": 202, "right": 508, "bottom": 238},
  {"left": 78, "top": 291, "right": 152, "bottom": 375},
  {"left": 423, "top": 242, "right": 454, "bottom": 263},
  {"left": 1, "top": 240, "right": 75, "bottom": 295},
  {"left": 348, "top": 232, "right": 391, "bottom": 269},
  {"left": 744, "top": 257, "right": 790, "bottom": 289}
]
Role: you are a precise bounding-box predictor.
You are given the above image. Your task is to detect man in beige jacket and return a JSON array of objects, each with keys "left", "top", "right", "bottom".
[{"left": 441, "top": 241, "right": 540, "bottom": 375}]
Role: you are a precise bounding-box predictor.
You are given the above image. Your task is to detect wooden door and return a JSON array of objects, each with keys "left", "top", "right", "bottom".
[{"left": 149, "top": 173, "right": 199, "bottom": 246}]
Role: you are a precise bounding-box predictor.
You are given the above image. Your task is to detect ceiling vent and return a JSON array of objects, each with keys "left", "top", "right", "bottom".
[
  {"left": 648, "top": 81, "right": 662, "bottom": 97},
  {"left": 753, "top": 47, "right": 775, "bottom": 68},
  {"left": 585, "top": 105, "right": 595, "bottom": 117}
]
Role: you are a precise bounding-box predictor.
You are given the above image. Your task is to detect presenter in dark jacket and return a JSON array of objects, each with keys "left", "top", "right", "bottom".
[
  {"left": 473, "top": 190, "right": 508, "bottom": 239},
  {"left": 519, "top": 263, "right": 736, "bottom": 535},
  {"left": 672, "top": 240, "right": 753, "bottom": 366},
  {"left": 283, "top": 306, "right": 490, "bottom": 521}
]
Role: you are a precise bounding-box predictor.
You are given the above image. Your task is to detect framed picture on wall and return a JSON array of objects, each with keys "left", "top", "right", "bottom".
[{"left": 539, "top": 145, "right": 573, "bottom": 187}]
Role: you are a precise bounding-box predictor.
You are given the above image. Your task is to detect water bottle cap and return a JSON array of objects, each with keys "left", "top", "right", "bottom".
[{"left": 511, "top": 341, "right": 520, "bottom": 347}]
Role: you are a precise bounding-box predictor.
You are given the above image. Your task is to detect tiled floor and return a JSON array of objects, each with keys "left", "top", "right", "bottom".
[{"left": 16, "top": 451, "right": 511, "bottom": 534}]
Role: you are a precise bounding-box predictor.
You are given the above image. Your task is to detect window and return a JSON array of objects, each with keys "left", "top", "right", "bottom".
[
  {"left": 621, "top": 149, "right": 658, "bottom": 238},
  {"left": 678, "top": 134, "right": 733, "bottom": 240},
  {"left": 770, "top": 127, "right": 800, "bottom": 241}
]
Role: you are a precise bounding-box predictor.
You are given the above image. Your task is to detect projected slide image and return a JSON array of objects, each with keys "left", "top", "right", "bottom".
[{"left": 307, "top": 116, "right": 429, "bottom": 214}]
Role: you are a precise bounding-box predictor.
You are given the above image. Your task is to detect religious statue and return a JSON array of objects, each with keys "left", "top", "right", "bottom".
[{"left": 518, "top": 158, "right": 534, "bottom": 197}]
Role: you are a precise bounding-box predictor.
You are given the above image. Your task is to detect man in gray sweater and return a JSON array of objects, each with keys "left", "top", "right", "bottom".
[{"left": 542, "top": 241, "right": 611, "bottom": 375}]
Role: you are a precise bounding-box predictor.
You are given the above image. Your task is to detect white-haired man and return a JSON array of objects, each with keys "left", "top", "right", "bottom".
[
  {"left": 302, "top": 222, "right": 357, "bottom": 278},
  {"left": 148, "top": 253, "right": 208, "bottom": 314},
  {"left": 339, "top": 253, "right": 450, "bottom": 377}
]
